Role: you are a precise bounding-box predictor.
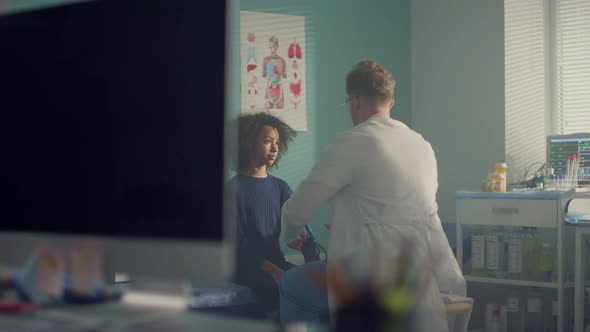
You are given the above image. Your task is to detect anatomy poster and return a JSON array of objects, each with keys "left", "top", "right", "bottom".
[{"left": 240, "top": 11, "right": 307, "bottom": 131}]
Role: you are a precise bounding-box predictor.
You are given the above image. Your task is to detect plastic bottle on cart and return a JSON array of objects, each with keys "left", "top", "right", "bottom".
[
  {"left": 547, "top": 168, "right": 555, "bottom": 189},
  {"left": 471, "top": 226, "right": 487, "bottom": 277},
  {"left": 495, "top": 163, "right": 508, "bottom": 192},
  {"left": 495, "top": 162, "right": 508, "bottom": 177},
  {"left": 493, "top": 173, "right": 506, "bottom": 193},
  {"left": 557, "top": 174, "right": 566, "bottom": 190},
  {"left": 523, "top": 227, "right": 541, "bottom": 281},
  {"left": 486, "top": 226, "right": 505, "bottom": 278},
  {"left": 539, "top": 242, "right": 556, "bottom": 282},
  {"left": 506, "top": 229, "right": 524, "bottom": 280},
  {"left": 487, "top": 173, "right": 496, "bottom": 193},
  {"left": 549, "top": 174, "right": 556, "bottom": 189}
]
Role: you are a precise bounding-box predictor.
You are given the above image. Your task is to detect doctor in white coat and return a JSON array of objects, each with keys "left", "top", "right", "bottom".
[{"left": 281, "top": 60, "right": 466, "bottom": 331}]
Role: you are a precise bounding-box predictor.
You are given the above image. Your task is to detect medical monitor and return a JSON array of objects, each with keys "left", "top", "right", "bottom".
[{"left": 547, "top": 133, "right": 590, "bottom": 185}]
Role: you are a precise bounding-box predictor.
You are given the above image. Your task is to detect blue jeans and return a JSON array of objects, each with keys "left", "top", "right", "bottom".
[{"left": 279, "top": 260, "right": 329, "bottom": 325}]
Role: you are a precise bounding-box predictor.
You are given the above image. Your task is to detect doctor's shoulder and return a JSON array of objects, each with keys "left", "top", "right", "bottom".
[
  {"left": 328, "top": 130, "right": 375, "bottom": 152},
  {"left": 411, "top": 131, "right": 438, "bottom": 159}
]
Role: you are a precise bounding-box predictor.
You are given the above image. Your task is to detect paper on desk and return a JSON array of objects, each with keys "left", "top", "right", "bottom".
[
  {"left": 35, "top": 246, "right": 66, "bottom": 296},
  {"left": 69, "top": 241, "right": 104, "bottom": 293}
]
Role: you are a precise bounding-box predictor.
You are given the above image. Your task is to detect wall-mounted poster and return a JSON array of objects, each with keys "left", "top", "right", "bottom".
[{"left": 240, "top": 11, "right": 307, "bottom": 131}]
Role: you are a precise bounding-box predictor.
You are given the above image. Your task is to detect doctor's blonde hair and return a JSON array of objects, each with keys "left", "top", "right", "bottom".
[{"left": 346, "top": 60, "right": 395, "bottom": 106}]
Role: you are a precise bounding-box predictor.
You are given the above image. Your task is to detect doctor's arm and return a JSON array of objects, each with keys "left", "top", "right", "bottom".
[{"left": 281, "top": 134, "right": 356, "bottom": 244}]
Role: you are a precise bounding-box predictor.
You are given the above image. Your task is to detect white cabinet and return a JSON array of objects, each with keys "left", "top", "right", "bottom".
[{"left": 456, "top": 191, "right": 572, "bottom": 332}]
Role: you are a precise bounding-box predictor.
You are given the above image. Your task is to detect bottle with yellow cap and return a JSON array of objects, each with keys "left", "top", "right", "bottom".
[
  {"left": 487, "top": 173, "right": 496, "bottom": 192},
  {"left": 493, "top": 173, "right": 506, "bottom": 193},
  {"left": 494, "top": 163, "right": 507, "bottom": 192}
]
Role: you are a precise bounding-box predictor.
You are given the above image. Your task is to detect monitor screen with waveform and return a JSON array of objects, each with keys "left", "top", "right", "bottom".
[{"left": 548, "top": 134, "right": 590, "bottom": 183}]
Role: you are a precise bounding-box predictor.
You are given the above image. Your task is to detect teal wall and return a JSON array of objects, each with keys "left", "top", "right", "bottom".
[{"left": 229, "top": 0, "right": 412, "bottom": 250}]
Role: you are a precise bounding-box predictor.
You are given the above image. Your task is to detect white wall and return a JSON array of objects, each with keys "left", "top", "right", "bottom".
[{"left": 411, "top": 0, "right": 505, "bottom": 224}]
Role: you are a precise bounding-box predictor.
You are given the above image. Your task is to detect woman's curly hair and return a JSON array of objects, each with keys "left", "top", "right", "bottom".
[{"left": 234, "top": 112, "right": 296, "bottom": 172}]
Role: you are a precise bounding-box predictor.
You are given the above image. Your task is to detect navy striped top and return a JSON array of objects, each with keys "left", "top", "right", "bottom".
[{"left": 231, "top": 174, "right": 293, "bottom": 277}]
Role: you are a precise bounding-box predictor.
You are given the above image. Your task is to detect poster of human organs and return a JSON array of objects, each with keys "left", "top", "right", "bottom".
[{"left": 240, "top": 11, "right": 307, "bottom": 131}]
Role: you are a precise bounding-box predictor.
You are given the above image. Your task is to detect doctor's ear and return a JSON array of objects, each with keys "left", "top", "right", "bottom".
[{"left": 350, "top": 95, "right": 361, "bottom": 111}]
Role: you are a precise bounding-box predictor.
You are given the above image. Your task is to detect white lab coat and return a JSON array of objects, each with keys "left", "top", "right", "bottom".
[{"left": 281, "top": 114, "right": 466, "bottom": 331}]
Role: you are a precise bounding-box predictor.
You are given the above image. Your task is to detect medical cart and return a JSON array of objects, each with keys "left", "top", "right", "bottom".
[{"left": 456, "top": 190, "right": 579, "bottom": 331}]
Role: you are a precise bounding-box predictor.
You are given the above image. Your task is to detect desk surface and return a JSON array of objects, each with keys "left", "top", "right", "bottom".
[
  {"left": 0, "top": 302, "right": 280, "bottom": 332},
  {"left": 74, "top": 302, "right": 278, "bottom": 332}
]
